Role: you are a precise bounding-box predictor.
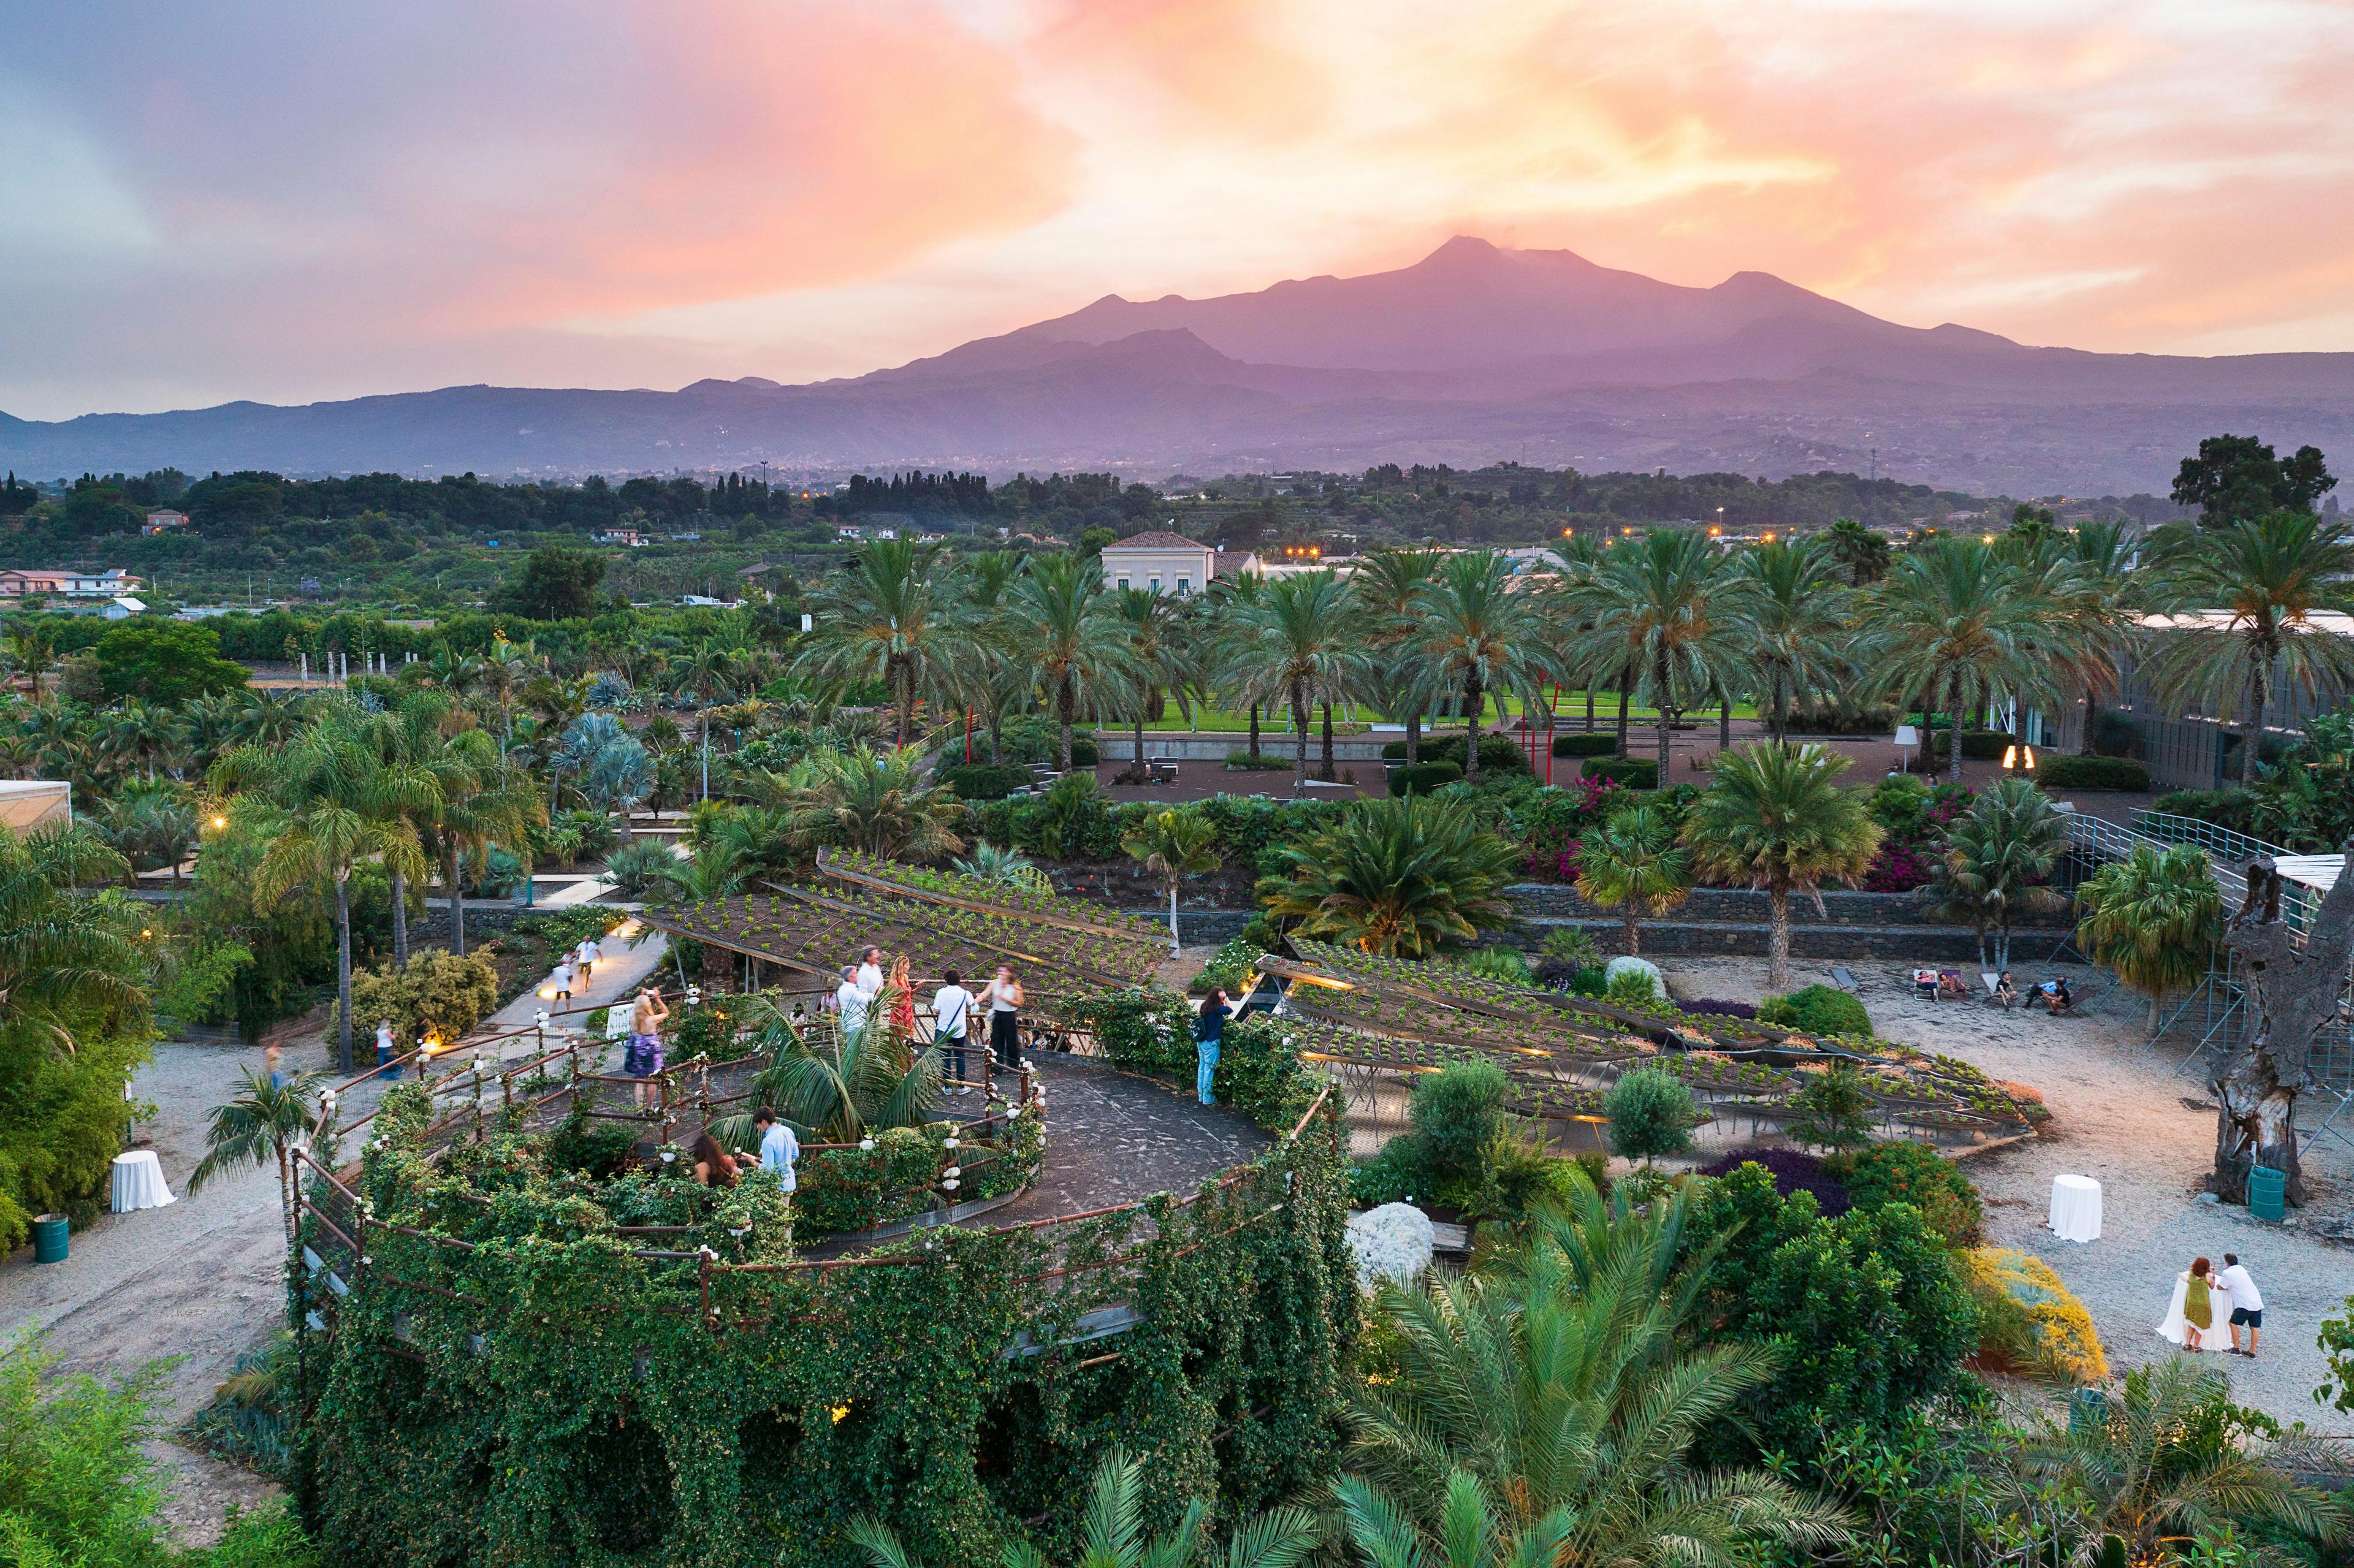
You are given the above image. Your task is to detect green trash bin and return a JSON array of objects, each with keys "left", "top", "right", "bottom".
[
  {"left": 31, "top": 1212, "right": 67, "bottom": 1265},
  {"left": 2250, "top": 1165, "right": 2287, "bottom": 1222}
]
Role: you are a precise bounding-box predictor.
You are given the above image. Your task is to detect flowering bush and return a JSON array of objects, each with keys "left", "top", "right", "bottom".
[
  {"left": 1862, "top": 842, "right": 1932, "bottom": 892},
  {"left": 1696, "top": 1146, "right": 1851, "bottom": 1217}
]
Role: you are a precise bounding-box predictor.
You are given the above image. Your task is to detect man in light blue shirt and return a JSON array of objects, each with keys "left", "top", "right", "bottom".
[{"left": 753, "top": 1106, "right": 799, "bottom": 1193}]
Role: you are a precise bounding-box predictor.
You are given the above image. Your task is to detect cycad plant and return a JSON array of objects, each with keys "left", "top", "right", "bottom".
[
  {"left": 848, "top": 1446, "right": 1319, "bottom": 1568},
  {"left": 760, "top": 745, "right": 965, "bottom": 861},
  {"left": 723, "top": 994, "right": 938, "bottom": 1145},
  {"left": 1121, "top": 807, "right": 1224, "bottom": 954},
  {"left": 2075, "top": 844, "right": 2223, "bottom": 1032},
  {"left": 1258, "top": 793, "right": 1519, "bottom": 957},
  {"left": 1339, "top": 1169, "right": 1851, "bottom": 1568},
  {"left": 1921, "top": 776, "right": 2071, "bottom": 972},
  {"left": 1684, "top": 742, "right": 1884, "bottom": 989},
  {"left": 1570, "top": 805, "right": 1692, "bottom": 957},
  {"left": 188, "top": 1066, "right": 325, "bottom": 1238}
]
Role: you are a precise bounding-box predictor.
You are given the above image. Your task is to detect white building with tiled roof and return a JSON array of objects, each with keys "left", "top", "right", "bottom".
[{"left": 1099, "top": 531, "right": 1218, "bottom": 597}]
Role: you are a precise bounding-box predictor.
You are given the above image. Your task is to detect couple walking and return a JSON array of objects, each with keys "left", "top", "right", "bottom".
[{"left": 2157, "top": 1252, "right": 2264, "bottom": 1358}]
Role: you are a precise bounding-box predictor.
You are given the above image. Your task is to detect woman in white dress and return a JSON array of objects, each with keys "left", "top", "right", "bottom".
[{"left": 2156, "top": 1256, "right": 2217, "bottom": 1350}]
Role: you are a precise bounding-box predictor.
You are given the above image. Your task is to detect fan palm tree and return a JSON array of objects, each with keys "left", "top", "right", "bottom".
[
  {"left": 1921, "top": 776, "right": 2071, "bottom": 972},
  {"left": 1122, "top": 807, "right": 1224, "bottom": 953},
  {"left": 2075, "top": 844, "right": 2223, "bottom": 1032},
  {"left": 1352, "top": 548, "right": 1446, "bottom": 764},
  {"left": 1417, "top": 552, "right": 1553, "bottom": 783},
  {"left": 2022, "top": 1358, "right": 2347, "bottom": 1564},
  {"left": 1341, "top": 1168, "right": 1851, "bottom": 1568},
  {"left": 1571, "top": 805, "right": 1692, "bottom": 957},
  {"left": 1866, "top": 538, "right": 2060, "bottom": 782},
  {"left": 848, "top": 1447, "right": 1320, "bottom": 1568},
  {"left": 793, "top": 538, "right": 960, "bottom": 745},
  {"left": 0, "top": 822, "right": 143, "bottom": 1060},
  {"left": 1684, "top": 742, "right": 1884, "bottom": 989},
  {"left": 1114, "top": 588, "right": 1190, "bottom": 782},
  {"left": 210, "top": 715, "right": 400, "bottom": 1071},
  {"left": 188, "top": 1066, "right": 325, "bottom": 1239},
  {"left": 2142, "top": 509, "right": 2354, "bottom": 783},
  {"left": 1008, "top": 553, "right": 1141, "bottom": 773},
  {"left": 754, "top": 745, "right": 964, "bottom": 861},
  {"left": 1259, "top": 793, "right": 1519, "bottom": 957},
  {"left": 1739, "top": 539, "right": 1851, "bottom": 742},
  {"left": 1580, "top": 530, "right": 1755, "bottom": 777}
]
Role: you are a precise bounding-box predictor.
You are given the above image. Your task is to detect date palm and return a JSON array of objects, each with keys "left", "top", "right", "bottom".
[
  {"left": 1417, "top": 552, "right": 1553, "bottom": 782},
  {"left": 2141, "top": 509, "right": 2354, "bottom": 783},
  {"left": 794, "top": 538, "right": 959, "bottom": 745},
  {"left": 101, "top": 788, "right": 199, "bottom": 887},
  {"left": 1581, "top": 530, "right": 1755, "bottom": 777},
  {"left": 1259, "top": 793, "right": 1518, "bottom": 957},
  {"left": 1739, "top": 539, "right": 1851, "bottom": 742},
  {"left": 1008, "top": 553, "right": 1142, "bottom": 773},
  {"left": 1867, "top": 539, "right": 2059, "bottom": 782},
  {"left": 0, "top": 822, "right": 143, "bottom": 1060},
  {"left": 1821, "top": 517, "right": 1891, "bottom": 587},
  {"left": 2074, "top": 844, "right": 2223, "bottom": 1033},
  {"left": 1684, "top": 741, "right": 1884, "bottom": 989},
  {"left": 1228, "top": 569, "right": 1365, "bottom": 794},
  {"left": 1206, "top": 568, "right": 1273, "bottom": 759},
  {"left": 1341, "top": 1170, "right": 1851, "bottom": 1568},
  {"left": 1114, "top": 588, "right": 1190, "bottom": 782},
  {"left": 1921, "top": 775, "right": 2071, "bottom": 972},
  {"left": 1571, "top": 805, "right": 1691, "bottom": 957},
  {"left": 1353, "top": 548, "right": 1445, "bottom": 764},
  {"left": 422, "top": 723, "right": 541, "bottom": 958},
  {"left": 188, "top": 1065, "right": 325, "bottom": 1239},
  {"left": 1122, "top": 806, "right": 1224, "bottom": 953}
]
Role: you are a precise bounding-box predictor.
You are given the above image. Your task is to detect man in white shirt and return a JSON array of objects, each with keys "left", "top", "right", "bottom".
[
  {"left": 931, "top": 969, "right": 976, "bottom": 1094},
  {"left": 752, "top": 1106, "right": 799, "bottom": 1193},
  {"left": 834, "top": 965, "right": 870, "bottom": 1035},
  {"left": 855, "top": 946, "right": 886, "bottom": 999},
  {"left": 2220, "top": 1253, "right": 2263, "bottom": 1358}
]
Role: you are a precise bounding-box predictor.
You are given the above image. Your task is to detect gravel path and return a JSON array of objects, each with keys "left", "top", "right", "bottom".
[{"left": 1657, "top": 954, "right": 2354, "bottom": 1432}]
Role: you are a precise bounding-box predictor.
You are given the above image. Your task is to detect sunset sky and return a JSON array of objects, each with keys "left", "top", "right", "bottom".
[{"left": 9, "top": 0, "right": 2354, "bottom": 421}]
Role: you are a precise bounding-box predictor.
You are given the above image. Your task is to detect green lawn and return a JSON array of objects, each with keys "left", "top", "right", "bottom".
[{"left": 1141, "top": 691, "right": 1757, "bottom": 731}]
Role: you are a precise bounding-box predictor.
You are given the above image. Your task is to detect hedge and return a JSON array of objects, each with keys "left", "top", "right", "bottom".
[
  {"left": 1552, "top": 733, "right": 1620, "bottom": 758},
  {"left": 1580, "top": 756, "right": 1658, "bottom": 789},
  {"left": 1759, "top": 984, "right": 1872, "bottom": 1038},
  {"left": 1222, "top": 751, "right": 1290, "bottom": 771},
  {"left": 1965, "top": 1247, "right": 2108, "bottom": 1383},
  {"left": 1924, "top": 726, "right": 2012, "bottom": 760},
  {"left": 1379, "top": 734, "right": 1529, "bottom": 772},
  {"left": 939, "top": 762, "right": 1032, "bottom": 802},
  {"left": 1066, "top": 987, "right": 1321, "bottom": 1133},
  {"left": 1388, "top": 760, "right": 1464, "bottom": 796},
  {"left": 2037, "top": 754, "right": 2150, "bottom": 791}
]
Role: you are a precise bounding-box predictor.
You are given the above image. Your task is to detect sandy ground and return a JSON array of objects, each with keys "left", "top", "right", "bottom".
[
  {"left": 0, "top": 925, "right": 671, "bottom": 1546},
  {"left": 1655, "top": 954, "right": 2354, "bottom": 1433}
]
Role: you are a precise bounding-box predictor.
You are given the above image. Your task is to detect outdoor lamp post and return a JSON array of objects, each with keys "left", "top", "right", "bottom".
[
  {"left": 2002, "top": 742, "right": 2036, "bottom": 775},
  {"left": 1893, "top": 724, "right": 1920, "bottom": 774}
]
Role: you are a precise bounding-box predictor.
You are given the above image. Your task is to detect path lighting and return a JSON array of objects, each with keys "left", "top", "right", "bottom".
[
  {"left": 209, "top": 815, "right": 228, "bottom": 831},
  {"left": 2002, "top": 743, "right": 2037, "bottom": 774}
]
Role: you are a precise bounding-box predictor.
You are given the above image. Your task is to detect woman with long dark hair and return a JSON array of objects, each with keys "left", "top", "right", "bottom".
[
  {"left": 1194, "top": 987, "right": 1231, "bottom": 1106},
  {"left": 691, "top": 1132, "right": 740, "bottom": 1189}
]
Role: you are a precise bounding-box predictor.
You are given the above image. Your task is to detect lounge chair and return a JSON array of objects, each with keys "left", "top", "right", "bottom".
[
  {"left": 1830, "top": 965, "right": 1860, "bottom": 992},
  {"left": 1913, "top": 968, "right": 1941, "bottom": 1002}
]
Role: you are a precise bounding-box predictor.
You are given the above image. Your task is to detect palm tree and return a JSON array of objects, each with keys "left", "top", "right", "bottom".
[
  {"left": 753, "top": 745, "right": 965, "bottom": 861},
  {"left": 1352, "top": 548, "right": 1445, "bottom": 764},
  {"left": 1867, "top": 538, "right": 2062, "bottom": 782},
  {"left": 1580, "top": 530, "right": 1754, "bottom": 777},
  {"left": 1206, "top": 568, "right": 1273, "bottom": 759},
  {"left": 2024, "top": 1359, "right": 2347, "bottom": 1564},
  {"left": 1122, "top": 807, "right": 1224, "bottom": 953},
  {"left": 1739, "top": 539, "right": 1851, "bottom": 742},
  {"left": 211, "top": 715, "right": 398, "bottom": 1071},
  {"left": 1684, "top": 742, "right": 1884, "bottom": 989},
  {"left": 1008, "top": 554, "right": 1141, "bottom": 773},
  {"left": 1233, "top": 570, "right": 1368, "bottom": 793},
  {"left": 671, "top": 642, "right": 744, "bottom": 801},
  {"left": 1259, "top": 793, "right": 1519, "bottom": 957},
  {"left": 101, "top": 788, "right": 199, "bottom": 887},
  {"left": 724, "top": 994, "right": 937, "bottom": 1145},
  {"left": 188, "top": 1067, "right": 324, "bottom": 1239},
  {"left": 0, "top": 823, "right": 144, "bottom": 1059},
  {"left": 2143, "top": 509, "right": 2354, "bottom": 783},
  {"left": 2075, "top": 845, "right": 2223, "bottom": 1032},
  {"left": 1921, "top": 776, "right": 2071, "bottom": 972},
  {"left": 794, "top": 538, "right": 959, "bottom": 745},
  {"left": 849, "top": 1447, "right": 1319, "bottom": 1568},
  {"left": 354, "top": 695, "right": 457, "bottom": 971},
  {"left": 1114, "top": 588, "right": 1190, "bottom": 782},
  {"left": 422, "top": 724, "right": 541, "bottom": 958},
  {"left": 1820, "top": 517, "right": 1891, "bottom": 587},
  {"left": 1417, "top": 552, "right": 1552, "bottom": 783},
  {"left": 1571, "top": 805, "right": 1692, "bottom": 957},
  {"left": 1341, "top": 1170, "right": 1851, "bottom": 1568}
]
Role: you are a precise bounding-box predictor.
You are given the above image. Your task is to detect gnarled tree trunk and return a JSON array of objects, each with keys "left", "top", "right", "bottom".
[{"left": 2211, "top": 848, "right": 2354, "bottom": 1206}]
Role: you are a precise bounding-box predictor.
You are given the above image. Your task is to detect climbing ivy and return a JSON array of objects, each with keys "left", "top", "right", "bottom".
[
  {"left": 292, "top": 1082, "right": 1356, "bottom": 1568},
  {"left": 1067, "top": 988, "right": 1318, "bottom": 1133}
]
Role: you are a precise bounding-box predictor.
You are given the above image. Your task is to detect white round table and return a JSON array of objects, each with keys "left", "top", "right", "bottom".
[
  {"left": 2049, "top": 1173, "right": 2101, "bottom": 1243},
  {"left": 110, "top": 1149, "right": 175, "bottom": 1214}
]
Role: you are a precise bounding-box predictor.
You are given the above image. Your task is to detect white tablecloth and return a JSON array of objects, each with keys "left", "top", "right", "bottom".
[
  {"left": 110, "top": 1149, "right": 175, "bottom": 1214},
  {"left": 2049, "top": 1173, "right": 2100, "bottom": 1243}
]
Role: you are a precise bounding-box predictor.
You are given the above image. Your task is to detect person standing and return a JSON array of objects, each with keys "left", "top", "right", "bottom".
[
  {"left": 932, "top": 969, "right": 976, "bottom": 1094},
  {"left": 885, "top": 954, "right": 916, "bottom": 1040},
  {"left": 835, "top": 965, "right": 870, "bottom": 1037},
  {"left": 574, "top": 934, "right": 601, "bottom": 984},
  {"left": 2220, "top": 1253, "right": 2264, "bottom": 1358},
  {"left": 855, "top": 946, "right": 886, "bottom": 1000},
  {"left": 1193, "top": 987, "right": 1231, "bottom": 1106},
  {"left": 980, "top": 964, "right": 1024, "bottom": 1075},
  {"left": 627, "top": 986, "right": 669, "bottom": 1110},
  {"left": 753, "top": 1106, "right": 799, "bottom": 1194},
  {"left": 551, "top": 953, "right": 576, "bottom": 1002}
]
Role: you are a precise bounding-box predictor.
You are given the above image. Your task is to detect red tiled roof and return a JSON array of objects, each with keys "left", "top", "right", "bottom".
[{"left": 1106, "top": 531, "right": 1209, "bottom": 550}]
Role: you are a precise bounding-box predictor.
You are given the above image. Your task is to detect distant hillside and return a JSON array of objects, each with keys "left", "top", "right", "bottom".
[{"left": 10, "top": 237, "right": 2354, "bottom": 493}]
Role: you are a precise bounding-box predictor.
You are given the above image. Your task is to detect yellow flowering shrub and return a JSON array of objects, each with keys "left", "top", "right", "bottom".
[{"left": 1966, "top": 1247, "right": 2108, "bottom": 1384}]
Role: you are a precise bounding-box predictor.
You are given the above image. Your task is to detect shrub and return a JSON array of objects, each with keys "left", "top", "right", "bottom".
[
  {"left": 1067, "top": 733, "right": 1100, "bottom": 767},
  {"left": 2038, "top": 754, "right": 2151, "bottom": 791},
  {"left": 1552, "top": 732, "right": 1620, "bottom": 758},
  {"left": 1924, "top": 726, "right": 2011, "bottom": 760},
  {"left": 1453, "top": 945, "right": 1533, "bottom": 984},
  {"left": 1222, "top": 751, "right": 1289, "bottom": 771},
  {"left": 1696, "top": 1147, "right": 1850, "bottom": 1216},
  {"left": 1381, "top": 734, "right": 1529, "bottom": 773},
  {"left": 1758, "top": 984, "right": 1871, "bottom": 1037},
  {"left": 1564, "top": 964, "right": 1609, "bottom": 997},
  {"left": 1191, "top": 934, "right": 1266, "bottom": 996},
  {"left": 939, "top": 762, "right": 1031, "bottom": 801},
  {"left": 1786, "top": 1062, "right": 1875, "bottom": 1151},
  {"left": 513, "top": 906, "right": 625, "bottom": 953},
  {"left": 1965, "top": 1248, "right": 2108, "bottom": 1383},
  {"left": 1539, "top": 926, "right": 1601, "bottom": 970},
  {"left": 1682, "top": 997, "right": 1758, "bottom": 1020},
  {"left": 604, "top": 839, "right": 681, "bottom": 899},
  {"left": 1834, "top": 1140, "right": 1984, "bottom": 1246},
  {"left": 1408, "top": 1059, "right": 1510, "bottom": 1181},
  {"left": 2087, "top": 707, "right": 2141, "bottom": 757},
  {"left": 2147, "top": 789, "right": 2260, "bottom": 836},
  {"left": 340, "top": 950, "right": 501, "bottom": 1045},
  {"left": 1387, "top": 759, "right": 1465, "bottom": 796},
  {"left": 1603, "top": 1067, "right": 1694, "bottom": 1163},
  {"left": 1602, "top": 954, "right": 1664, "bottom": 1001},
  {"left": 1580, "top": 756, "right": 1658, "bottom": 790}
]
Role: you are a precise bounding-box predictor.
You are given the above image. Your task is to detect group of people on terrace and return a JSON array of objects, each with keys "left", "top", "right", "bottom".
[{"left": 829, "top": 944, "right": 1027, "bottom": 1094}]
